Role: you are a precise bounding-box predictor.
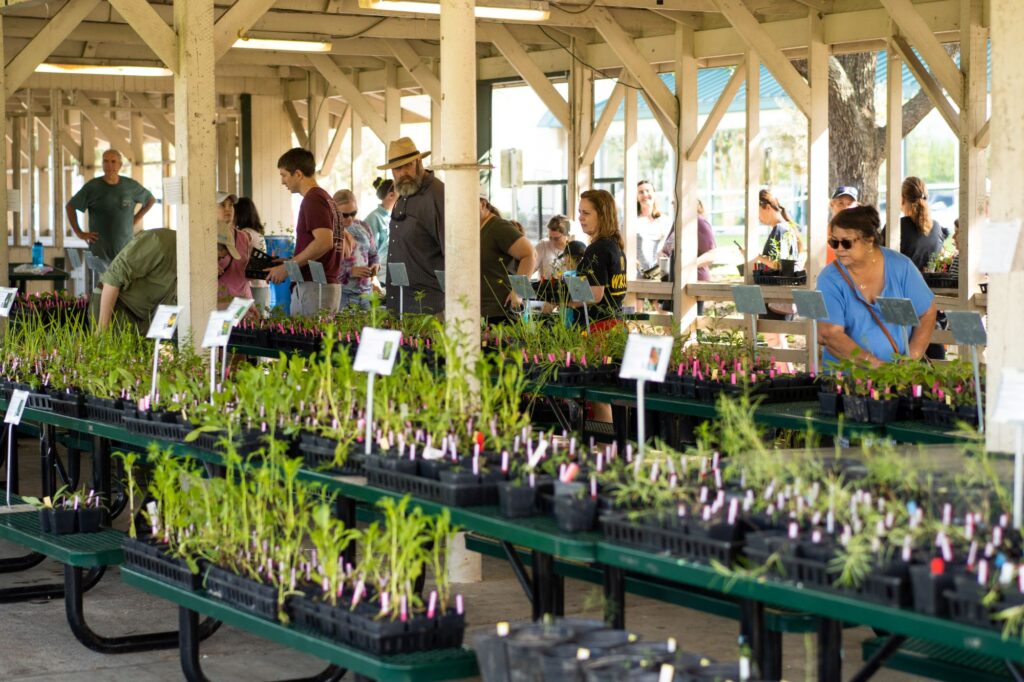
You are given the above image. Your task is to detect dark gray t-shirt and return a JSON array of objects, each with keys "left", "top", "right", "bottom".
[
  {"left": 68, "top": 176, "right": 154, "bottom": 263},
  {"left": 385, "top": 172, "right": 445, "bottom": 315}
]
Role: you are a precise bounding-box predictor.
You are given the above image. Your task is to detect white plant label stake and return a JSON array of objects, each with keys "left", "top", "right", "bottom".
[
  {"left": 993, "top": 368, "right": 1024, "bottom": 527},
  {"left": 226, "top": 297, "right": 255, "bottom": 326},
  {"left": 354, "top": 327, "right": 402, "bottom": 455},
  {"left": 619, "top": 334, "right": 674, "bottom": 460},
  {"left": 145, "top": 305, "right": 182, "bottom": 406},
  {"left": 0, "top": 287, "right": 18, "bottom": 318},
  {"left": 202, "top": 311, "right": 235, "bottom": 404},
  {"left": 308, "top": 261, "right": 327, "bottom": 311},
  {"left": 5, "top": 390, "right": 28, "bottom": 507}
]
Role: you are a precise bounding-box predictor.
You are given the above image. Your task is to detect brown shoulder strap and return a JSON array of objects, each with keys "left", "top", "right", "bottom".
[{"left": 831, "top": 260, "right": 900, "bottom": 356}]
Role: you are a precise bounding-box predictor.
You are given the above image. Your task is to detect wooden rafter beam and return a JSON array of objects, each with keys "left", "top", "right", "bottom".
[
  {"left": 890, "top": 35, "right": 960, "bottom": 136},
  {"left": 385, "top": 39, "right": 441, "bottom": 104},
  {"left": 711, "top": 0, "right": 810, "bottom": 118},
  {"left": 686, "top": 59, "right": 745, "bottom": 162},
  {"left": 214, "top": 0, "right": 280, "bottom": 60},
  {"left": 580, "top": 80, "right": 625, "bottom": 168},
  {"left": 125, "top": 93, "right": 175, "bottom": 146},
  {"left": 74, "top": 93, "right": 134, "bottom": 162},
  {"left": 320, "top": 106, "right": 350, "bottom": 176},
  {"left": 975, "top": 118, "right": 990, "bottom": 149},
  {"left": 283, "top": 100, "right": 309, "bottom": 148},
  {"left": 878, "top": 0, "right": 963, "bottom": 107},
  {"left": 5, "top": 0, "right": 101, "bottom": 97},
  {"left": 590, "top": 6, "right": 678, "bottom": 130},
  {"left": 107, "top": 0, "right": 178, "bottom": 72},
  {"left": 479, "top": 23, "right": 570, "bottom": 130},
  {"left": 307, "top": 54, "right": 388, "bottom": 142}
]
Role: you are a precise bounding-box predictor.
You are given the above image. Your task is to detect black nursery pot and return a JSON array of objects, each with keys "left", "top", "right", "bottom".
[
  {"left": 77, "top": 507, "right": 103, "bottom": 533},
  {"left": 866, "top": 397, "right": 899, "bottom": 424},
  {"left": 842, "top": 394, "right": 870, "bottom": 422},
  {"left": 553, "top": 492, "right": 599, "bottom": 533},
  {"left": 497, "top": 480, "right": 539, "bottom": 519},
  {"left": 438, "top": 469, "right": 479, "bottom": 486},
  {"left": 417, "top": 458, "right": 449, "bottom": 480},
  {"left": 819, "top": 390, "right": 842, "bottom": 417},
  {"left": 38, "top": 508, "right": 52, "bottom": 533},
  {"left": 779, "top": 259, "right": 797, "bottom": 277},
  {"left": 909, "top": 563, "right": 962, "bottom": 617},
  {"left": 51, "top": 508, "right": 77, "bottom": 535}
]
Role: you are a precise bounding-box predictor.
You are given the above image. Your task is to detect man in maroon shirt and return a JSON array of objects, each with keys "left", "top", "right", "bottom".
[{"left": 266, "top": 148, "right": 346, "bottom": 315}]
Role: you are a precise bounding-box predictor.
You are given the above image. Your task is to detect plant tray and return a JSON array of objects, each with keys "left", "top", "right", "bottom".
[
  {"left": 945, "top": 585, "right": 998, "bottom": 630},
  {"left": 204, "top": 564, "right": 279, "bottom": 621},
  {"left": 921, "top": 400, "right": 979, "bottom": 428},
  {"left": 923, "top": 273, "right": 958, "bottom": 289},
  {"left": 190, "top": 427, "right": 265, "bottom": 457},
  {"left": 601, "top": 512, "right": 743, "bottom": 566},
  {"left": 3, "top": 382, "right": 54, "bottom": 411},
  {"left": 49, "top": 391, "right": 86, "bottom": 419},
  {"left": 84, "top": 396, "right": 125, "bottom": 425},
  {"left": 124, "top": 409, "right": 191, "bottom": 442},
  {"left": 753, "top": 270, "right": 807, "bottom": 286},
  {"left": 122, "top": 537, "right": 202, "bottom": 591},
  {"left": 297, "top": 431, "right": 364, "bottom": 475},
  {"left": 365, "top": 464, "right": 498, "bottom": 507}
]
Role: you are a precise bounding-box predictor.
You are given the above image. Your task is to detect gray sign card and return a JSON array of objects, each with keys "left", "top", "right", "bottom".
[
  {"left": 877, "top": 297, "right": 919, "bottom": 326},
  {"left": 508, "top": 274, "right": 535, "bottom": 300},
  {"left": 435, "top": 270, "right": 445, "bottom": 292},
  {"left": 792, "top": 289, "right": 829, "bottom": 321},
  {"left": 308, "top": 260, "right": 328, "bottom": 285},
  {"left": 946, "top": 310, "right": 988, "bottom": 345},
  {"left": 285, "top": 260, "right": 304, "bottom": 283},
  {"left": 389, "top": 262, "right": 410, "bottom": 287},
  {"left": 731, "top": 285, "right": 767, "bottom": 315},
  {"left": 564, "top": 275, "right": 595, "bottom": 303},
  {"left": 66, "top": 248, "right": 82, "bottom": 270}
]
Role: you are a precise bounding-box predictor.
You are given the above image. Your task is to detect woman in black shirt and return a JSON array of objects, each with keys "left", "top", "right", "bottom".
[
  {"left": 576, "top": 189, "right": 627, "bottom": 325},
  {"left": 900, "top": 176, "right": 949, "bottom": 359}
]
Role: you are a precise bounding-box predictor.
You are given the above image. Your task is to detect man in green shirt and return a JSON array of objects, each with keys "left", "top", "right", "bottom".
[
  {"left": 96, "top": 228, "right": 177, "bottom": 333},
  {"left": 66, "top": 149, "right": 156, "bottom": 263}
]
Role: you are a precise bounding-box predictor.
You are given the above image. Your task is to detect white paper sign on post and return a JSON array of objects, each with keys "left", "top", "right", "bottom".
[
  {"left": 354, "top": 327, "right": 404, "bottom": 457},
  {"left": 226, "top": 297, "right": 255, "bottom": 325},
  {"left": 7, "top": 189, "right": 21, "bottom": 209},
  {"left": 5, "top": 390, "right": 29, "bottom": 425},
  {"left": 202, "top": 310, "right": 235, "bottom": 349},
  {"left": 146, "top": 305, "right": 182, "bottom": 340},
  {"left": 4, "top": 389, "right": 28, "bottom": 507},
  {"left": 0, "top": 288, "right": 18, "bottom": 317},
  {"left": 619, "top": 334, "right": 675, "bottom": 460},
  {"left": 980, "top": 220, "right": 1023, "bottom": 274},
  {"left": 161, "top": 176, "right": 185, "bottom": 206}
]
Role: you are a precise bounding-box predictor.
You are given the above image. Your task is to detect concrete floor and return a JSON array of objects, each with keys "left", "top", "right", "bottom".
[{"left": 0, "top": 438, "right": 919, "bottom": 681}]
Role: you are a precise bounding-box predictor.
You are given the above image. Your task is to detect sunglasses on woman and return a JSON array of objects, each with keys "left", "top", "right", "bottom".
[
  {"left": 827, "top": 236, "right": 861, "bottom": 250},
  {"left": 340, "top": 211, "right": 358, "bottom": 219}
]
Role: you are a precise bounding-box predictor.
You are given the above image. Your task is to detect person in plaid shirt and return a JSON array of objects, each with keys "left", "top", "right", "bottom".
[{"left": 333, "top": 189, "right": 379, "bottom": 310}]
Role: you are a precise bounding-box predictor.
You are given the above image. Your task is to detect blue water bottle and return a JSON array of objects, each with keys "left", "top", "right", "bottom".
[{"left": 31, "top": 241, "right": 43, "bottom": 268}]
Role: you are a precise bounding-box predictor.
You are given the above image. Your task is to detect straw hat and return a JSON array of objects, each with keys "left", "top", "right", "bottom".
[{"left": 377, "top": 137, "right": 431, "bottom": 170}]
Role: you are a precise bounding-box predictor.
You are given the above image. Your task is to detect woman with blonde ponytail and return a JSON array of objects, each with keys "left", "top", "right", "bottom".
[{"left": 899, "top": 176, "right": 950, "bottom": 270}]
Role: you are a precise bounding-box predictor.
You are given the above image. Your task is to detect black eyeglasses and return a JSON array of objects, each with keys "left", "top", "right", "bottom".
[
  {"left": 827, "top": 236, "right": 861, "bottom": 250},
  {"left": 393, "top": 196, "right": 408, "bottom": 221},
  {"left": 341, "top": 211, "right": 358, "bottom": 219}
]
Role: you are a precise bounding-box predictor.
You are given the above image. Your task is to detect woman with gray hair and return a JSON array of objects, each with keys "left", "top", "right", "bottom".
[
  {"left": 333, "top": 189, "right": 379, "bottom": 310},
  {"left": 533, "top": 214, "right": 571, "bottom": 279}
]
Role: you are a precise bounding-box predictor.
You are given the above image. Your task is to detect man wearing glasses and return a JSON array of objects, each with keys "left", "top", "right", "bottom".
[{"left": 378, "top": 137, "right": 445, "bottom": 315}]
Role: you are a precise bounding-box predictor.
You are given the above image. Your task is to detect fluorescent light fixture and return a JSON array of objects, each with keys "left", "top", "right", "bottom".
[
  {"left": 35, "top": 63, "right": 172, "bottom": 77},
  {"left": 232, "top": 37, "right": 333, "bottom": 53},
  {"left": 359, "top": 0, "right": 550, "bottom": 21}
]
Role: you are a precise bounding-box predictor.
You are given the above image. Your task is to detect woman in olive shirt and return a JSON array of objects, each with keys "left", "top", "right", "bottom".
[{"left": 478, "top": 198, "right": 537, "bottom": 324}]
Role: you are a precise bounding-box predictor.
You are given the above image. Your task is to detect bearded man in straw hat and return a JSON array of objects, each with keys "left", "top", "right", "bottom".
[{"left": 379, "top": 137, "right": 445, "bottom": 315}]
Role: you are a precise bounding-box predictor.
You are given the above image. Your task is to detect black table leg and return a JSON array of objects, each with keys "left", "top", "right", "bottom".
[
  {"left": 532, "top": 550, "right": 562, "bottom": 620},
  {"left": 817, "top": 618, "right": 843, "bottom": 682},
  {"left": 848, "top": 634, "right": 906, "bottom": 682},
  {"left": 0, "top": 551, "right": 47, "bottom": 572},
  {"left": 92, "top": 436, "right": 112, "bottom": 524},
  {"left": 179, "top": 606, "right": 345, "bottom": 682},
  {"left": 65, "top": 565, "right": 222, "bottom": 654},
  {"left": 602, "top": 565, "right": 625, "bottom": 629},
  {"left": 0, "top": 563, "right": 104, "bottom": 603},
  {"left": 740, "top": 601, "right": 780, "bottom": 681}
]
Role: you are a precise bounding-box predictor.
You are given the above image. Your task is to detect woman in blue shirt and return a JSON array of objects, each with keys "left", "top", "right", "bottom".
[{"left": 817, "top": 205, "right": 937, "bottom": 367}]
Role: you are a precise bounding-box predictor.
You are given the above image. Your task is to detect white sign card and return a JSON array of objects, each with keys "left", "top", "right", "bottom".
[
  {"left": 161, "top": 176, "right": 185, "bottom": 206},
  {"left": 5, "top": 390, "right": 29, "bottom": 425},
  {"left": 308, "top": 260, "right": 328, "bottom": 285},
  {"left": 564, "top": 275, "right": 595, "bottom": 303},
  {"left": 202, "top": 311, "right": 235, "bottom": 348},
  {"left": 980, "top": 220, "right": 1022, "bottom": 274},
  {"left": 146, "top": 305, "right": 182, "bottom": 340},
  {"left": 353, "top": 327, "right": 403, "bottom": 376},
  {"left": 619, "top": 334, "right": 675, "bottom": 383},
  {"left": 226, "top": 297, "right": 254, "bottom": 325},
  {"left": 285, "top": 260, "right": 304, "bottom": 283},
  {"left": 389, "top": 262, "right": 410, "bottom": 287},
  {"left": 993, "top": 368, "right": 1024, "bottom": 425},
  {"left": 435, "top": 270, "right": 446, "bottom": 292},
  {"left": 0, "top": 288, "right": 17, "bottom": 317}
]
